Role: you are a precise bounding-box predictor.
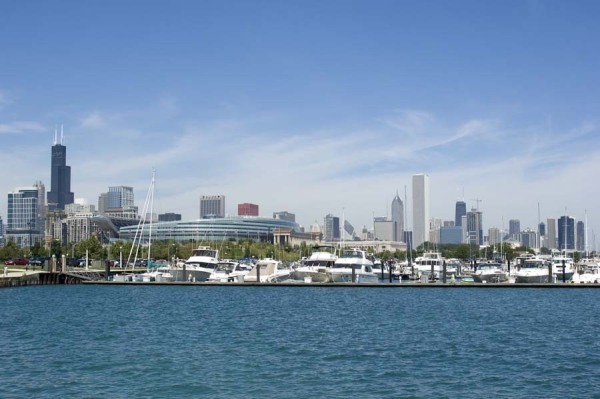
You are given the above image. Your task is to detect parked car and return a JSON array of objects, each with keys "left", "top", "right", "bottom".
[
  {"left": 5, "top": 258, "right": 29, "bottom": 266},
  {"left": 29, "top": 257, "right": 48, "bottom": 266}
]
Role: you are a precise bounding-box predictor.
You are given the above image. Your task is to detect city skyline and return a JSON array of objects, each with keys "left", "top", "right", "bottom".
[{"left": 1, "top": 1, "right": 599, "bottom": 242}]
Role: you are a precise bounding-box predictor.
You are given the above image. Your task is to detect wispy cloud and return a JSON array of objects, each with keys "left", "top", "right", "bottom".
[
  {"left": 79, "top": 112, "right": 106, "bottom": 129},
  {"left": 0, "top": 121, "right": 45, "bottom": 134}
]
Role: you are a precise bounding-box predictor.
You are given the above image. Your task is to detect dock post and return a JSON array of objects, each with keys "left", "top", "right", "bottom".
[
  {"left": 256, "top": 263, "right": 261, "bottom": 283},
  {"left": 182, "top": 263, "right": 187, "bottom": 282},
  {"left": 388, "top": 261, "right": 392, "bottom": 283},
  {"left": 351, "top": 265, "right": 356, "bottom": 283},
  {"left": 507, "top": 259, "right": 511, "bottom": 275},
  {"left": 51, "top": 255, "right": 56, "bottom": 273},
  {"left": 562, "top": 259, "right": 566, "bottom": 283},
  {"left": 442, "top": 260, "right": 447, "bottom": 284},
  {"left": 61, "top": 255, "right": 66, "bottom": 273},
  {"left": 548, "top": 261, "right": 552, "bottom": 283},
  {"left": 430, "top": 263, "right": 434, "bottom": 282},
  {"left": 105, "top": 260, "right": 111, "bottom": 281}
]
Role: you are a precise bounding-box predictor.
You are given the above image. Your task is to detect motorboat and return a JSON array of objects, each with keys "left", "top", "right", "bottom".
[
  {"left": 514, "top": 258, "right": 550, "bottom": 283},
  {"left": 472, "top": 261, "right": 508, "bottom": 283},
  {"left": 328, "top": 248, "right": 378, "bottom": 283},
  {"left": 170, "top": 246, "right": 220, "bottom": 282},
  {"left": 550, "top": 255, "right": 575, "bottom": 281},
  {"left": 372, "top": 259, "right": 392, "bottom": 280},
  {"left": 207, "top": 260, "right": 252, "bottom": 282},
  {"left": 413, "top": 252, "right": 445, "bottom": 280},
  {"left": 571, "top": 264, "right": 600, "bottom": 284},
  {"left": 138, "top": 267, "right": 175, "bottom": 282},
  {"left": 244, "top": 259, "right": 291, "bottom": 283},
  {"left": 292, "top": 246, "right": 337, "bottom": 283}
]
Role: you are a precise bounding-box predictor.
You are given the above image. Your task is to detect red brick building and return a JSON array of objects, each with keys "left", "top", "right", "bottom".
[{"left": 238, "top": 203, "right": 259, "bottom": 216}]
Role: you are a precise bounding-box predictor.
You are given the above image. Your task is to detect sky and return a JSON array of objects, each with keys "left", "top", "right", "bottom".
[{"left": 1, "top": 0, "right": 599, "bottom": 248}]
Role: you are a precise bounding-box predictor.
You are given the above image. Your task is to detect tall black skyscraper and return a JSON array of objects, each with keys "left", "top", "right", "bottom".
[
  {"left": 455, "top": 201, "right": 466, "bottom": 227},
  {"left": 557, "top": 216, "right": 575, "bottom": 250},
  {"left": 47, "top": 128, "right": 74, "bottom": 211}
]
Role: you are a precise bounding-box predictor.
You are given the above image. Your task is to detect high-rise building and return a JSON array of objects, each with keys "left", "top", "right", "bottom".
[
  {"left": 343, "top": 220, "right": 356, "bottom": 240},
  {"left": 200, "top": 195, "right": 225, "bottom": 218},
  {"left": 538, "top": 222, "right": 546, "bottom": 237},
  {"left": 47, "top": 129, "right": 74, "bottom": 211},
  {"left": 576, "top": 221, "right": 585, "bottom": 252},
  {"left": 488, "top": 227, "right": 501, "bottom": 246},
  {"left": 98, "top": 192, "right": 108, "bottom": 214},
  {"left": 374, "top": 216, "right": 394, "bottom": 241},
  {"left": 546, "top": 218, "right": 557, "bottom": 249},
  {"left": 412, "top": 174, "right": 430, "bottom": 248},
  {"left": 520, "top": 229, "right": 537, "bottom": 249},
  {"left": 238, "top": 203, "right": 259, "bottom": 217},
  {"left": 108, "top": 186, "right": 134, "bottom": 209},
  {"left": 557, "top": 216, "right": 575, "bottom": 250},
  {"left": 324, "top": 214, "right": 340, "bottom": 242},
  {"left": 158, "top": 213, "right": 182, "bottom": 222},
  {"left": 6, "top": 186, "right": 43, "bottom": 248},
  {"left": 273, "top": 211, "right": 295, "bottom": 222},
  {"left": 466, "top": 209, "right": 483, "bottom": 245},
  {"left": 455, "top": 201, "right": 466, "bottom": 227},
  {"left": 391, "top": 192, "right": 404, "bottom": 242},
  {"left": 509, "top": 219, "right": 520, "bottom": 239}
]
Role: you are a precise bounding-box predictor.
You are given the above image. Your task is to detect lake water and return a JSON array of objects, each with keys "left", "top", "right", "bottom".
[{"left": 1, "top": 285, "right": 599, "bottom": 398}]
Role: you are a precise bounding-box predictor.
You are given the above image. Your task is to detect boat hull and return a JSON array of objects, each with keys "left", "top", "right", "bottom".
[
  {"left": 171, "top": 269, "right": 212, "bottom": 282},
  {"left": 291, "top": 269, "right": 330, "bottom": 283},
  {"left": 472, "top": 273, "right": 508, "bottom": 283},
  {"left": 514, "top": 274, "right": 549, "bottom": 283},
  {"left": 328, "top": 271, "right": 379, "bottom": 283}
]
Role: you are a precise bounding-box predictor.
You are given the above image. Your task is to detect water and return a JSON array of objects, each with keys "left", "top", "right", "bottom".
[{"left": 1, "top": 286, "right": 599, "bottom": 398}]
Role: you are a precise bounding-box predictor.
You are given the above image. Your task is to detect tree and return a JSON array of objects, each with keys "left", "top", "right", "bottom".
[
  {"left": 50, "top": 240, "right": 62, "bottom": 258},
  {"left": 75, "top": 236, "right": 104, "bottom": 259},
  {"left": 0, "top": 240, "right": 22, "bottom": 259}
]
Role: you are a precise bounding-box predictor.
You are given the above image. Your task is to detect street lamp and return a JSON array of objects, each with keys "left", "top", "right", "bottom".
[{"left": 26, "top": 220, "right": 33, "bottom": 259}]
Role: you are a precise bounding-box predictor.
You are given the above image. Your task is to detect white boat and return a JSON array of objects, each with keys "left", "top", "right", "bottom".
[
  {"left": 372, "top": 259, "right": 392, "bottom": 280},
  {"left": 514, "top": 258, "right": 550, "bottom": 283},
  {"left": 292, "top": 246, "right": 337, "bottom": 283},
  {"left": 550, "top": 255, "right": 575, "bottom": 281},
  {"left": 244, "top": 258, "right": 291, "bottom": 283},
  {"left": 571, "top": 264, "right": 600, "bottom": 284},
  {"left": 413, "top": 252, "right": 445, "bottom": 280},
  {"left": 472, "top": 261, "right": 508, "bottom": 283},
  {"left": 170, "top": 246, "right": 220, "bottom": 282},
  {"left": 207, "top": 261, "right": 252, "bottom": 282},
  {"left": 138, "top": 267, "right": 175, "bottom": 282},
  {"left": 328, "top": 248, "right": 378, "bottom": 283}
]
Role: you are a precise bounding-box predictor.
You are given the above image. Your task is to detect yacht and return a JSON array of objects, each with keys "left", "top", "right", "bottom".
[
  {"left": 207, "top": 260, "right": 252, "bottom": 282},
  {"left": 571, "top": 263, "right": 600, "bottom": 284},
  {"left": 472, "top": 261, "right": 508, "bottom": 283},
  {"left": 244, "top": 259, "right": 291, "bottom": 283},
  {"left": 170, "top": 246, "right": 220, "bottom": 282},
  {"left": 413, "top": 252, "right": 445, "bottom": 280},
  {"left": 550, "top": 255, "right": 575, "bottom": 281},
  {"left": 328, "top": 248, "right": 378, "bottom": 283},
  {"left": 514, "top": 258, "right": 550, "bottom": 283},
  {"left": 292, "top": 246, "right": 337, "bottom": 283},
  {"left": 372, "top": 259, "right": 392, "bottom": 280},
  {"left": 139, "top": 266, "right": 175, "bottom": 282}
]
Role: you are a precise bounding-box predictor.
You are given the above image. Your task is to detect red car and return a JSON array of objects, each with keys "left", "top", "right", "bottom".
[{"left": 4, "top": 258, "right": 29, "bottom": 266}]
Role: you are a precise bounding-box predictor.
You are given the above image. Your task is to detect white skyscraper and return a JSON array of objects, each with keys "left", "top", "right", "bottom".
[
  {"left": 391, "top": 192, "right": 404, "bottom": 242},
  {"left": 412, "top": 173, "right": 430, "bottom": 248}
]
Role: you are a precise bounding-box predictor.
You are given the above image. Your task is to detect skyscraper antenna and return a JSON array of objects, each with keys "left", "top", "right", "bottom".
[
  {"left": 54, "top": 125, "right": 58, "bottom": 145},
  {"left": 61, "top": 124, "right": 64, "bottom": 145}
]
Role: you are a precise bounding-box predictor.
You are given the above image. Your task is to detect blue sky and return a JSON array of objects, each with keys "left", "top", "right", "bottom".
[{"left": 1, "top": 0, "right": 599, "bottom": 247}]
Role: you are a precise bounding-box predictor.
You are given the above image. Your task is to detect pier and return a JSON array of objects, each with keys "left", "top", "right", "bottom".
[{"left": 0, "top": 271, "right": 92, "bottom": 288}]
